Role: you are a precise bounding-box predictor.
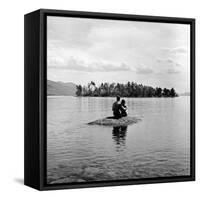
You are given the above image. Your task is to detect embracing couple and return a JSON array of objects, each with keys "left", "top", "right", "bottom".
[{"left": 112, "top": 96, "right": 127, "bottom": 119}]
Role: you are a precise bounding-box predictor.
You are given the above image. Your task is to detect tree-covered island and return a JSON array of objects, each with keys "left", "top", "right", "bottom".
[{"left": 76, "top": 81, "right": 178, "bottom": 97}]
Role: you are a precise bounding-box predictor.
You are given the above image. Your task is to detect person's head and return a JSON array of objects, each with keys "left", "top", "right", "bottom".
[
  {"left": 121, "top": 99, "right": 126, "bottom": 105},
  {"left": 116, "top": 96, "right": 120, "bottom": 102}
]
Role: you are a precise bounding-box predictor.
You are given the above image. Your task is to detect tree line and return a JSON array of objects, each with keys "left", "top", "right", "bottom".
[{"left": 76, "top": 81, "right": 178, "bottom": 97}]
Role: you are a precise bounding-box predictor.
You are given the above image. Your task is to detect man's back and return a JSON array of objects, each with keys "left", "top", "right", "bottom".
[
  {"left": 112, "top": 101, "right": 118, "bottom": 112},
  {"left": 112, "top": 96, "right": 121, "bottom": 119},
  {"left": 112, "top": 101, "right": 121, "bottom": 116}
]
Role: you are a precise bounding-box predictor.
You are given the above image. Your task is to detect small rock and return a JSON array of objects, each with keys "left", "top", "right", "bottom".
[{"left": 88, "top": 116, "right": 141, "bottom": 126}]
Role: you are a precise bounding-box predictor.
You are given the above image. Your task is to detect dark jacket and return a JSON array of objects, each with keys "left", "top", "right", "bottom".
[{"left": 112, "top": 101, "right": 121, "bottom": 118}]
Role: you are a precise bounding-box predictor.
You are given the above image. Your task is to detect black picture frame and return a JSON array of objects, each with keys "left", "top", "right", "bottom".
[{"left": 24, "top": 9, "right": 195, "bottom": 191}]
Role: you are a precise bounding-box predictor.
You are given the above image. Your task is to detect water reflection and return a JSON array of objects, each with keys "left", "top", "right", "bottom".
[
  {"left": 112, "top": 126, "right": 128, "bottom": 151},
  {"left": 48, "top": 96, "right": 190, "bottom": 183}
]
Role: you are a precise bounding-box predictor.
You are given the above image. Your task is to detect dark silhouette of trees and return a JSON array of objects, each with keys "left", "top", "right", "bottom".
[
  {"left": 76, "top": 85, "right": 82, "bottom": 96},
  {"left": 155, "top": 87, "right": 162, "bottom": 97},
  {"left": 170, "top": 88, "right": 176, "bottom": 97},
  {"left": 76, "top": 81, "right": 178, "bottom": 98},
  {"left": 163, "top": 88, "right": 170, "bottom": 97}
]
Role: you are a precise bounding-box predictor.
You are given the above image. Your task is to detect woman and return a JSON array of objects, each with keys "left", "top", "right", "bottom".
[{"left": 120, "top": 99, "right": 127, "bottom": 117}]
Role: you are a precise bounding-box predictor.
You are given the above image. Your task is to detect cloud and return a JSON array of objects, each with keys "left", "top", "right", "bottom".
[
  {"left": 171, "top": 47, "right": 187, "bottom": 54},
  {"left": 48, "top": 56, "right": 65, "bottom": 66},
  {"left": 136, "top": 64, "right": 154, "bottom": 74},
  {"left": 167, "top": 69, "right": 180, "bottom": 74},
  {"left": 166, "top": 58, "right": 174, "bottom": 63},
  {"left": 49, "top": 57, "right": 132, "bottom": 72},
  {"left": 156, "top": 57, "right": 182, "bottom": 75},
  {"left": 48, "top": 17, "right": 95, "bottom": 49},
  {"left": 156, "top": 58, "right": 181, "bottom": 67},
  {"left": 161, "top": 46, "right": 187, "bottom": 54}
]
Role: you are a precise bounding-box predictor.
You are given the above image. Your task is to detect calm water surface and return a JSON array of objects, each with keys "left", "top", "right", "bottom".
[{"left": 47, "top": 96, "right": 190, "bottom": 184}]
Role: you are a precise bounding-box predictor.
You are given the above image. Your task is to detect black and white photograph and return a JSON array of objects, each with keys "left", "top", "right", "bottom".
[{"left": 46, "top": 15, "right": 191, "bottom": 185}]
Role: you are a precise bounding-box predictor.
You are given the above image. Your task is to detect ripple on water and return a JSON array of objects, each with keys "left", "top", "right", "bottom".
[{"left": 47, "top": 96, "right": 190, "bottom": 184}]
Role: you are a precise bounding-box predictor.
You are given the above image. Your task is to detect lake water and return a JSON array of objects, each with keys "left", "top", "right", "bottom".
[{"left": 47, "top": 96, "right": 190, "bottom": 184}]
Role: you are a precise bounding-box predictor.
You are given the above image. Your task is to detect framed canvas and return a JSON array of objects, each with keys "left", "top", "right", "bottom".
[{"left": 24, "top": 9, "right": 195, "bottom": 190}]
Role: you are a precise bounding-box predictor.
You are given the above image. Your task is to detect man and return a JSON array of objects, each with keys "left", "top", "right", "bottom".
[{"left": 112, "top": 96, "right": 121, "bottom": 119}]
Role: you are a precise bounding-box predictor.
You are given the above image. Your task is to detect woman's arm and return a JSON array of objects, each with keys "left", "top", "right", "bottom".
[{"left": 121, "top": 105, "right": 127, "bottom": 111}]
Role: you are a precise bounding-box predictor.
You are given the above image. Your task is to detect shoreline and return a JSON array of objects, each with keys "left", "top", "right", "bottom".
[{"left": 47, "top": 95, "right": 189, "bottom": 98}]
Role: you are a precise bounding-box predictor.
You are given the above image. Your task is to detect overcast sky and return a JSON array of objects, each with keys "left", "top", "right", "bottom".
[{"left": 47, "top": 16, "right": 190, "bottom": 93}]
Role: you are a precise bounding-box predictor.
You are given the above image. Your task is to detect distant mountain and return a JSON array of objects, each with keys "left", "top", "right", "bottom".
[
  {"left": 47, "top": 80, "right": 76, "bottom": 96},
  {"left": 179, "top": 92, "right": 190, "bottom": 96}
]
